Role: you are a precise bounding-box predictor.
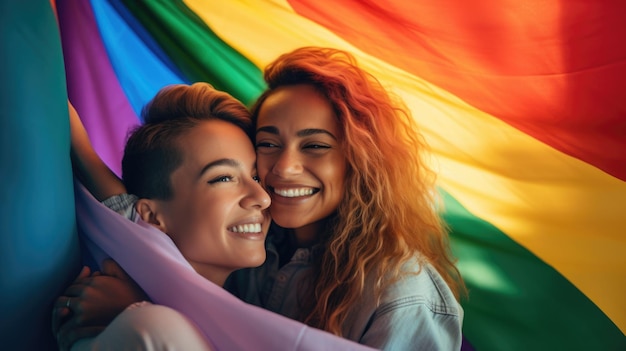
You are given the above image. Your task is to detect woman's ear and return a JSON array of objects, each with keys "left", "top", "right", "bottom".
[{"left": 135, "top": 199, "right": 168, "bottom": 233}]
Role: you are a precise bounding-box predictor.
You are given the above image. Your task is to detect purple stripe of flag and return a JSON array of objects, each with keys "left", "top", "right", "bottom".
[{"left": 57, "top": 0, "right": 140, "bottom": 176}]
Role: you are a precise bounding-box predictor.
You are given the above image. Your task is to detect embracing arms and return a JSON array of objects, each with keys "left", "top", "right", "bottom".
[
  {"left": 52, "top": 103, "right": 142, "bottom": 350},
  {"left": 52, "top": 260, "right": 148, "bottom": 350}
]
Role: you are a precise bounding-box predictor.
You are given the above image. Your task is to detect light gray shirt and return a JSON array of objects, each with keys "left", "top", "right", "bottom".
[{"left": 102, "top": 193, "right": 138, "bottom": 221}]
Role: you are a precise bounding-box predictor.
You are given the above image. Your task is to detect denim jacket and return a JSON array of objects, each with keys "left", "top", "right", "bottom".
[{"left": 226, "top": 226, "right": 463, "bottom": 351}]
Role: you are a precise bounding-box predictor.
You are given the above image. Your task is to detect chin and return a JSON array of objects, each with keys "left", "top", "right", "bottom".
[
  {"left": 246, "top": 252, "right": 267, "bottom": 268},
  {"left": 270, "top": 214, "right": 307, "bottom": 229}
]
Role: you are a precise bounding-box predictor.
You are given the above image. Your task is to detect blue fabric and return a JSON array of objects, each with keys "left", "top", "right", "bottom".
[
  {"left": 0, "top": 2, "right": 80, "bottom": 350},
  {"left": 90, "top": 0, "right": 188, "bottom": 119}
]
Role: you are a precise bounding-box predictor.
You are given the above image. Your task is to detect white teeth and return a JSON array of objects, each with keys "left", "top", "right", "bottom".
[
  {"left": 229, "top": 223, "right": 262, "bottom": 233},
  {"left": 274, "top": 187, "right": 314, "bottom": 197}
]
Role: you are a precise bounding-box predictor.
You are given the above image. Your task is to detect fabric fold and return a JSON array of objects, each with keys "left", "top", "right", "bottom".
[{"left": 74, "top": 181, "right": 375, "bottom": 351}]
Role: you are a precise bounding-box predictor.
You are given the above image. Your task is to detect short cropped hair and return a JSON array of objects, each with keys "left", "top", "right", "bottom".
[{"left": 122, "top": 83, "right": 252, "bottom": 200}]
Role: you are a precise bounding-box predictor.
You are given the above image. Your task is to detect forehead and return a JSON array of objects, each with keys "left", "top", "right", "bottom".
[
  {"left": 257, "top": 84, "right": 339, "bottom": 133},
  {"left": 177, "top": 119, "right": 255, "bottom": 161}
]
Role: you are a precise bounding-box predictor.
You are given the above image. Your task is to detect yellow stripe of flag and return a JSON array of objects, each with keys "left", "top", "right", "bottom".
[{"left": 185, "top": 0, "right": 626, "bottom": 332}]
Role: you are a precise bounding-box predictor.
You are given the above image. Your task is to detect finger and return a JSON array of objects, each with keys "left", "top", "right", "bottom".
[
  {"left": 76, "top": 266, "right": 91, "bottom": 280},
  {"left": 101, "top": 259, "right": 130, "bottom": 280},
  {"left": 62, "top": 270, "right": 96, "bottom": 292},
  {"left": 51, "top": 299, "right": 71, "bottom": 335},
  {"left": 62, "top": 279, "right": 97, "bottom": 297},
  {"left": 57, "top": 310, "right": 86, "bottom": 339},
  {"left": 58, "top": 325, "right": 106, "bottom": 351},
  {"left": 53, "top": 296, "right": 73, "bottom": 310}
]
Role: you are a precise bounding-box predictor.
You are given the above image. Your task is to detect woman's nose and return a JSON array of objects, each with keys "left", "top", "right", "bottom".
[
  {"left": 271, "top": 149, "right": 303, "bottom": 178},
  {"left": 241, "top": 180, "right": 271, "bottom": 210}
]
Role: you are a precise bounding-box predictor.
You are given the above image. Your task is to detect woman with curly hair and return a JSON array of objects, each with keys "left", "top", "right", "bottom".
[{"left": 226, "top": 46, "right": 466, "bottom": 350}]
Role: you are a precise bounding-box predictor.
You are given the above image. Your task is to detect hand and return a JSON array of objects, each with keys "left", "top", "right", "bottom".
[
  {"left": 51, "top": 266, "right": 91, "bottom": 342},
  {"left": 52, "top": 259, "right": 148, "bottom": 350}
]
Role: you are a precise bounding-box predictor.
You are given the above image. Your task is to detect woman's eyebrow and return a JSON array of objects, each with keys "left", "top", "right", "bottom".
[
  {"left": 198, "top": 158, "right": 239, "bottom": 179},
  {"left": 256, "top": 126, "right": 336, "bottom": 140},
  {"left": 256, "top": 126, "right": 279, "bottom": 135},
  {"left": 296, "top": 128, "right": 337, "bottom": 140}
]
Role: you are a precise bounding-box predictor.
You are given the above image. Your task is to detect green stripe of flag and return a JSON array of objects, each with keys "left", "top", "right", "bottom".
[
  {"left": 441, "top": 188, "right": 625, "bottom": 350},
  {"left": 121, "top": 0, "right": 265, "bottom": 106}
]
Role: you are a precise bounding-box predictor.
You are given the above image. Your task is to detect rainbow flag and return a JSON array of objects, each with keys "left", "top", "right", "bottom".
[{"left": 3, "top": 1, "right": 624, "bottom": 350}]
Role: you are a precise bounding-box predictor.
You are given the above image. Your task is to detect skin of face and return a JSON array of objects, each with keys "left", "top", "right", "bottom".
[
  {"left": 255, "top": 84, "right": 347, "bottom": 246},
  {"left": 153, "top": 120, "right": 271, "bottom": 285}
]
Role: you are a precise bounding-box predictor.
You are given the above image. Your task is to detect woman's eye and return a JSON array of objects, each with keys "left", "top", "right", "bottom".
[
  {"left": 252, "top": 175, "right": 261, "bottom": 183},
  {"left": 304, "top": 144, "right": 330, "bottom": 149},
  {"left": 256, "top": 142, "right": 278, "bottom": 148},
  {"left": 208, "top": 175, "right": 233, "bottom": 184}
]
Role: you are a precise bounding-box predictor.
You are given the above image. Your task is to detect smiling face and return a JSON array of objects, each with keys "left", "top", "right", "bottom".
[
  {"left": 255, "top": 84, "right": 347, "bottom": 246},
  {"left": 152, "top": 119, "right": 271, "bottom": 285}
]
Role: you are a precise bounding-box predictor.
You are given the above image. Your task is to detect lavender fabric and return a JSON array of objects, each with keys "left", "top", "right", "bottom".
[{"left": 75, "top": 181, "right": 376, "bottom": 351}]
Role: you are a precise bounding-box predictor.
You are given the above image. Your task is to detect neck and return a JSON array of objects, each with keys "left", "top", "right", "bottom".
[
  {"left": 188, "top": 262, "right": 229, "bottom": 287},
  {"left": 293, "top": 219, "right": 326, "bottom": 248}
]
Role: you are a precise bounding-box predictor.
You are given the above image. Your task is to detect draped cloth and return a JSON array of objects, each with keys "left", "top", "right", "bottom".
[{"left": 74, "top": 181, "right": 375, "bottom": 351}]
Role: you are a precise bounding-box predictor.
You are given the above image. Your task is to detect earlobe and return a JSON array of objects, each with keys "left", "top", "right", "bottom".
[{"left": 135, "top": 199, "right": 168, "bottom": 233}]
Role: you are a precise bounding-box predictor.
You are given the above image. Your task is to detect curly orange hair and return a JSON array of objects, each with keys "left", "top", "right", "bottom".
[{"left": 252, "top": 47, "right": 465, "bottom": 336}]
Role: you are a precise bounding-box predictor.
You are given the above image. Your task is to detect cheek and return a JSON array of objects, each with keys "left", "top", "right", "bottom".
[
  {"left": 324, "top": 158, "right": 348, "bottom": 189},
  {"left": 196, "top": 196, "right": 230, "bottom": 227},
  {"left": 256, "top": 155, "right": 272, "bottom": 182},
  {"left": 177, "top": 206, "right": 224, "bottom": 254},
  {"left": 181, "top": 197, "right": 225, "bottom": 233}
]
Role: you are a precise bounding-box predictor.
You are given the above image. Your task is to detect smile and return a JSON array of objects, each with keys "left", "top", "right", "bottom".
[
  {"left": 228, "top": 223, "right": 262, "bottom": 233},
  {"left": 271, "top": 187, "right": 318, "bottom": 198}
]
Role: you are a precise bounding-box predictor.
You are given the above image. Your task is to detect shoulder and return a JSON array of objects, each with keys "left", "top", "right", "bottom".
[
  {"left": 101, "top": 193, "right": 139, "bottom": 221},
  {"left": 377, "top": 257, "right": 462, "bottom": 318},
  {"left": 355, "top": 258, "right": 463, "bottom": 350}
]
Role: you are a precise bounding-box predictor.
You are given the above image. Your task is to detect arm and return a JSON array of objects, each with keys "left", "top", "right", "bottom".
[{"left": 69, "top": 101, "right": 126, "bottom": 201}]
